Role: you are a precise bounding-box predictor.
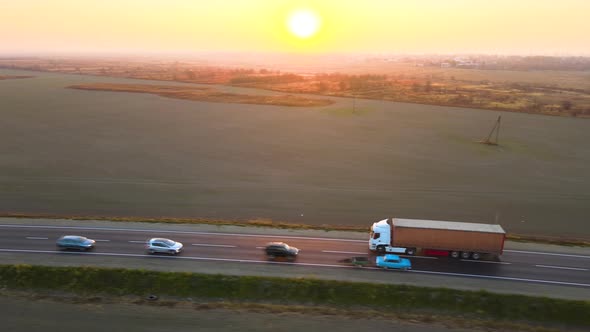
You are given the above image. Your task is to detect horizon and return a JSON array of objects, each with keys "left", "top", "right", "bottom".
[
  {"left": 3, "top": 51, "right": 590, "bottom": 58},
  {"left": 2, "top": 0, "right": 590, "bottom": 57}
]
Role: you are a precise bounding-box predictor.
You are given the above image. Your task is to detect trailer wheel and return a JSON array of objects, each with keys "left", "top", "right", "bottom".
[
  {"left": 376, "top": 246, "right": 386, "bottom": 255},
  {"left": 450, "top": 251, "right": 460, "bottom": 259},
  {"left": 405, "top": 248, "right": 416, "bottom": 256},
  {"left": 471, "top": 252, "right": 481, "bottom": 260},
  {"left": 461, "top": 251, "right": 471, "bottom": 259}
]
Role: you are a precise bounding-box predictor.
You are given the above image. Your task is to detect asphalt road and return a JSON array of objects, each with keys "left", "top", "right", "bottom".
[{"left": 0, "top": 218, "right": 589, "bottom": 300}]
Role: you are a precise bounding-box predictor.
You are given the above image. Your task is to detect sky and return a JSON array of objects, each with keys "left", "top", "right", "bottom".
[{"left": 1, "top": 0, "right": 589, "bottom": 56}]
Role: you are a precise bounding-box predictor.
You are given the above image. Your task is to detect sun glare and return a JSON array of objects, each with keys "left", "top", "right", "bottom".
[{"left": 287, "top": 9, "right": 321, "bottom": 39}]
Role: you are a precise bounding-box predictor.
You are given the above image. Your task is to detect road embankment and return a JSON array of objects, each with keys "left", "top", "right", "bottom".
[{"left": 1, "top": 264, "right": 588, "bottom": 330}]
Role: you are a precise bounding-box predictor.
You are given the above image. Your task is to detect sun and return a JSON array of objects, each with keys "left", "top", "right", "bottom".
[{"left": 287, "top": 9, "right": 321, "bottom": 39}]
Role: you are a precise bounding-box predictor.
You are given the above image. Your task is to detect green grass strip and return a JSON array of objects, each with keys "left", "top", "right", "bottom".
[{"left": 0, "top": 264, "right": 588, "bottom": 327}]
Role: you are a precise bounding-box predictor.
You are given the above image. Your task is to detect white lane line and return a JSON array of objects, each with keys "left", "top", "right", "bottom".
[
  {"left": 0, "top": 248, "right": 589, "bottom": 288},
  {"left": 192, "top": 244, "right": 237, "bottom": 248},
  {"left": 128, "top": 241, "right": 146, "bottom": 243},
  {"left": 323, "top": 250, "right": 367, "bottom": 255},
  {"left": 0, "top": 224, "right": 365, "bottom": 243},
  {"left": 504, "top": 249, "right": 590, "bottom": 259},
  {"left": 411, "top": 270, "right": 590, "bottom": 288},
  {"left": 461, "top": 259, "right": 512, "bottom": 265},
  {"left": 535, "top": 265, "right": 588, "bottom": 271},
  {"left": 26, "top": 237, "right": 48, "bottom": 240},
  {"left": 94, "top": 239, "right": 110, "bottom": 242},
  {"left": 255, "top": 246, "right": 265, "bottom": 249}
]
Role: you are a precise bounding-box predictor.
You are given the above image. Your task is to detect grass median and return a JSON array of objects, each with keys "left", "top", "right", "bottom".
[{"left": 0, "top": 264, "right": 588, "bottom": 329}]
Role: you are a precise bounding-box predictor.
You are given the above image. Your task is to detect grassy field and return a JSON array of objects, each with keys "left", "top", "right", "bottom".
[
  {"left": 1, "top": 264, "right": 588, "bottom": 331},
  {"left": 1, "top": 69, "right": 589, "bottom": 239},
  {"left": 0, "top": 293, "right": 479, "bottom": 332}
]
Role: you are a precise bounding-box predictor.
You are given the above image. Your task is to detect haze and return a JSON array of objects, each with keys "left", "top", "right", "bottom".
[{"left": 1, "top": 0, "right": 589, "bottom": 56}]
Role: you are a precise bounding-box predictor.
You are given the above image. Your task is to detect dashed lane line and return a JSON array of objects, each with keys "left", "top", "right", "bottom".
[{"left": 192, "top": 244, "right": 237, "bottom": 248}]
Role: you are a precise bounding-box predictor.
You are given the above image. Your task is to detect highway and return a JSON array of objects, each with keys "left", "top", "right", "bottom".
[{"left": 1, "top": 219, "right": 589, "bottom": 300}]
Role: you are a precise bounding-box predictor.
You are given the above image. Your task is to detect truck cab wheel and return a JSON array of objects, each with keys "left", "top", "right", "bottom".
[{"left": 376, "top": 246, "right": 386, "bottom": 255}]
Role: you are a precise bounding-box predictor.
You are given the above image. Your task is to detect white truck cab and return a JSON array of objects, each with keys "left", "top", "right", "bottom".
[{"left": 369, "top": 219, "right": 407, "bottom": 254}]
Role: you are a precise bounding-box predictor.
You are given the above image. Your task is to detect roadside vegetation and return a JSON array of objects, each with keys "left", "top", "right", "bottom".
[
  {"left": 2, "top": 213, "right": 589, "bottom": 247},
  {"left": 2, "top": 57, "right": 589, "bottom": 118},
  {"left": 1, "top": 264, "right": 588, "bottom": 331}
]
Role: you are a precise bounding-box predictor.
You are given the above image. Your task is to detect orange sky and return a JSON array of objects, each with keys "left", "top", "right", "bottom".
[{"left": 1, "top": 0, "right": 589, "bottom": 55}]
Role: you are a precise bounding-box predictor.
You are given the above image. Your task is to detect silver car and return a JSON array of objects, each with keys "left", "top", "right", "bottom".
[{"left": 146, "top": 238, "right": 183, "bottom": 255}]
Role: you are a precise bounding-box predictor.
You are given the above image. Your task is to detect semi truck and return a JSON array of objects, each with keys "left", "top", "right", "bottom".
[{"left": 369, "top": 218, "right": 506, "bottom": 260}]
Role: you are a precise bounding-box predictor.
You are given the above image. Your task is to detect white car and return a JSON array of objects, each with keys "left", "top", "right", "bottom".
[{"left": 146, "top": 238, "right": 183, "bottom": 255}]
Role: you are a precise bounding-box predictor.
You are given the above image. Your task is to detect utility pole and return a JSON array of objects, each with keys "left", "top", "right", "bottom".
[{"left": 479, "top": 115, "right": 501, "bottom": 146}]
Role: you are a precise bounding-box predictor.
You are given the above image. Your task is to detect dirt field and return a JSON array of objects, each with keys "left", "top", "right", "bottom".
[
  {"left": 1, "top": 69, "right": 589, "bottom": 239},
  {"left": 0, "top": 75, "right": 34, "bottom": 80},
  {"left": 69, "top": 83, "right": 333, "bottom": 107}
]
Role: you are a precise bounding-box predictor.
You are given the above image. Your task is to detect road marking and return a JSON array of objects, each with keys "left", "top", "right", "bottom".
[
  {"left": 461, "top": 259, "right": 511, "bottom": 265},
  {"left": 535, "top": 265, "right": 588, "bottom": 271},
  {"left": 25, "top": 237, "right": 48, "bottom": 240},
  {"left": 323, "top": 250, "right": 367, "bottom": 255},
  {"left": 128, "top": 241, "right": 146, "bottom": 243},
  {"left": 410, "top": 270, "right": 590, "bottom": 288},
  {"left": 192, "top": 244, "right": 236, "bottom": 248},
  {"left": 0, "top": 248, "right": 589, "bottom": 288},
  {"left": 504, "top": 249, "right": 590, "bottom": 259},
  {"left": 255, "top": 246, "right": 265, "bottom": 249},
  {"left": 0, "top": 224, "right": 366, "bottom": 243},
  {"left": 94, "top": 239, "right": 110, "bottom": 242}
]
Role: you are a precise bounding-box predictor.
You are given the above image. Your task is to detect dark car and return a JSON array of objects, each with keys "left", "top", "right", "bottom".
[
  {"left": 264, "top": 242, "right": 299, "bottom": 261},
  {"left": 56, "top": 235, "right": 96, "bottom": 251}
]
